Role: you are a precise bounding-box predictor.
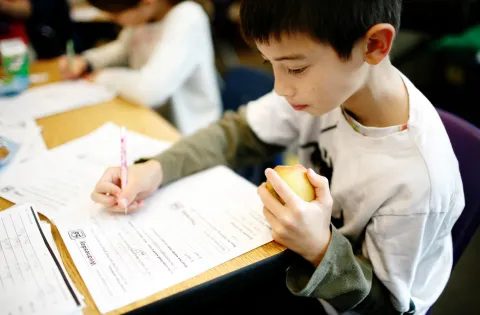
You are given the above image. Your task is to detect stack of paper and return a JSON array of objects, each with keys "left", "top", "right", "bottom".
[
  {"left": 0, "top": 79, "right": 116, "bottom": 181},
  {"left": 0, "top": 80, "right": 115, "bottom": 120},
  {"left": 0, "top": 118, "right": 47, "bottom": 180},
  {"left": 54, "top": 166, "right": 273, "bottom": 314},
  {"left": 0, "top": 123, "right": 171, "bottom": 219},
  {"left": 0, "top": 204, "right": 83, "bottom": 315},
  {"left": 50, "top": 122, "right": 172, "bottom": 167},
  {"left": 0, "top": 153, "right": 106, "bottom": 220},
  {"left": 0, "top": 122, "right": 274, "bottom": 314}
]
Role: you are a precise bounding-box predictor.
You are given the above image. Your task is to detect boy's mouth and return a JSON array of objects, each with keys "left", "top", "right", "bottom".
[{"left": 290, "top": 104, "right": 309, "bottom": 111}]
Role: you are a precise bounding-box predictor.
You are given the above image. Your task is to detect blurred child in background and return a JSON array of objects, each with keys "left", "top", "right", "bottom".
[{"left": 58, "top": 0, "right": 221, "bottom": 136}]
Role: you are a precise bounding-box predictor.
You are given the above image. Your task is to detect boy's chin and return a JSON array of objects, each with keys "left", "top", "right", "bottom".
[
  {"left": 305, "top": 105, "right": 339, "bottom": 116},
  {"left": 305, "top": 106, "right": 335, "bottom": 116}
]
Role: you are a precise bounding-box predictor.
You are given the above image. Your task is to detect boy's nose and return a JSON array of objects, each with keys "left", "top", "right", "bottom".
[{"left": 273, "top": 76, "right": 295, "bottom": 98}]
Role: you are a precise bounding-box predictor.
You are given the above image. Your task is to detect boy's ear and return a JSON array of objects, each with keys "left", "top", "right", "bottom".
[{"left": 363, "top": 23, "right": 396, "bottom": 65}]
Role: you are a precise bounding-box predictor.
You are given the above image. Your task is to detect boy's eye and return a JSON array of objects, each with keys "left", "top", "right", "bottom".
[
  {"left": 262, "top": 60, "right": 307, "bottom": 76},
  {"left": 287, "top": 67, "right": 307, "bottom": 76}
]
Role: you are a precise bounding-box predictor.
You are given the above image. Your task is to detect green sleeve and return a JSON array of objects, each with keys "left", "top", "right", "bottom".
[
  {"left": 136, "top": 106, "right": 285, "bottom": 185},
  {"left": 286, "top": 225, "right": 414, "bottom": 314}
]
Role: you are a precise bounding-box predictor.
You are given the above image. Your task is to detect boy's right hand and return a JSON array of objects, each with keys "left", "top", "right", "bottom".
[
  {"left": 91, "top": 160, "right": 163, "bottom": 213},
  {"left": 58, "top": 55, "right": 88, "bottom": 80}
]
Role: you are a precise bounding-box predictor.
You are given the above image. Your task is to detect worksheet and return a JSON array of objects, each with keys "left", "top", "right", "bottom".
[
  {"left": 0, "top": 123, "right": 170, "bottom": 220},
  {"left": 50, "top": 122, "right": 171, "bottom": 167},
  {"left": 0, "top": 204, "right": 82, "bottom": 315},
  {"left": 0, "top": 80, "right": 115, "bottom": 120},
  {"left": 55, "top": 166, "right": 273, "bottom": 314},
  {"left": 0, "top": 153, "right": 105, "bottom": 220}
]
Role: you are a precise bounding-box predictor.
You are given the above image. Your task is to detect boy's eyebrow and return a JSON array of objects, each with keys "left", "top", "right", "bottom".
[
  {"left": 273, "top": 54, "right": 306, "bottom": 61},
  {"left": 260, "top": 53, "right": 307, "bottom": 61}
]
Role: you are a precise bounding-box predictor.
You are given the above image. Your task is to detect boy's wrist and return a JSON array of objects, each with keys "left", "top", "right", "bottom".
[
  {"left": 307, "top": 229, "right": 332, "bottom": 268},
  {"left": 145, "top": 159, "right": 162, "bottom": 178}
]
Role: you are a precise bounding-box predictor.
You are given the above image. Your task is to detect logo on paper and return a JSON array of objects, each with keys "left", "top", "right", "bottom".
[
  {"left": 68, "top": 229, "right": 86, "bottom": 240},
  {"left": 79, "top": 240, "right": 96, "bottom": 266}
]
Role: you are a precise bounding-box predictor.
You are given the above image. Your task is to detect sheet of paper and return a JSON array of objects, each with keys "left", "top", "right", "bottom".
[
  {"left": 0, "top": 118, "right": 48, "bottom": 180},
  {"left": 54, "top": 166, "right": 273, "bottom": 314},
  {"left": 0, "top": 98, "right": 32, "bottom": 124},
  {"left": 0, "top": 80, "right": 115, "bottom": 120},
  {"left": 0, "top": 122, "right": 170, "bottom": 220},
  {"left": 0, "top": 204, "right": 82, "bottom": 315},
  {"left": 51, "top": 122, "right": 171, "bottom": 167},
  {"left": 0, "top": 119, "right": 47, "bottom": 165},
  {"left": 0, "top": 153, "right": 105, "bottom": 220},
  {"left": 13, "top": 129, "right": 47, "bottom": 165}
]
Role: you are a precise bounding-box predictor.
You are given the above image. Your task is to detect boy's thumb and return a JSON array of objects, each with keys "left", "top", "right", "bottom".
[
  {"left": 306, "top": 168, "right": 325, "bottom": 187},
  {"left": 306, "top": 168, "right": 331, "bottom": 203},
  {"left": 117, "top": 180, "right": 139, "bottom": 208}
]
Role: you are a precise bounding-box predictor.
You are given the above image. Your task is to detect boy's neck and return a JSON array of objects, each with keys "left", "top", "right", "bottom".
[{"left": 343, "top": 59, "right": 409, "bottom": 128}]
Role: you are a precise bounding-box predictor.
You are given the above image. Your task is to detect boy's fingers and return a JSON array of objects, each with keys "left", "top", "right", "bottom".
[
  {"left": 94, "top": 181, "right": 121, "bottom": 197},
  {"left": 307, "top": 168, "right": 332, "bottom": 205},
  {"left": 99, "top": 167, "right": 121, "bottom": 186},
  {"left": 117, "top": 174, "right": 143, "bottom": 208},
  {"left": 108, "top": 200, "right": 144, "bottom": 214},
  {"left": 257, "top": 183, "right": 286, "bottom": 218},
  {"left": 91, "top": 192, "right": 117, "bottom": 207},
  {"left": 264, "top": 168, "right": 302, "bottom": 207},
  {"left": 262, "top": 206, "right": 279, "bottom": 230}
]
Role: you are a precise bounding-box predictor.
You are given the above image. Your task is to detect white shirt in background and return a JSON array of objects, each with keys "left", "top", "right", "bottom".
[{"left": 83, "top": 1, "right": 222, "bottom": 135}]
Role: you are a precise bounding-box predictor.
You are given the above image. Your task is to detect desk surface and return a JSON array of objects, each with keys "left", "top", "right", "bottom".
[{"left": 0, "top": 59, "right": 285, "bottom": 315}]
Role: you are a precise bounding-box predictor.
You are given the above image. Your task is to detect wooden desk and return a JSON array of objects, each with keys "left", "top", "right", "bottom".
[{"left": 0, "top": 59, "right": 285, "bottom": 315}]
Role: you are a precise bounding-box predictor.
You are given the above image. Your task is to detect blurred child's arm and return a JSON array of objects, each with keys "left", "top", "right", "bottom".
[
  {"left": 90, "top": 3, "right": 213, "bottom": 107},
  {"left": 82, "top": 29, "right": 131, "bottom": 70}
]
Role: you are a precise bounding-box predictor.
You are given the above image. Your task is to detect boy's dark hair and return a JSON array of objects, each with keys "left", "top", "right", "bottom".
[
  {"left": 87, "top": 0, "right": 185, "bottom": 13},
  {"left": 240, "top": 0, "right": 402, "bottom": 60}
]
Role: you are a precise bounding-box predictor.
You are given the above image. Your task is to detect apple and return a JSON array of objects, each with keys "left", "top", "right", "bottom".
[{"left": 266, "top": 164, "right": 315, "bottom": 204}]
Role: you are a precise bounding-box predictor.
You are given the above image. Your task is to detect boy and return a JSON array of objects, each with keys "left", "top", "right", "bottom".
[
  {"left": 90, "top": 0, "right": 465, "bottom": 314},
  {"left": 58, "top": 0, "right": 221, "bottom": 136}
]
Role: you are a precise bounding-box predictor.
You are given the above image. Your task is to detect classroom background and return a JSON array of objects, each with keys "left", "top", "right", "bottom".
[{"left": 1, "top": 0, "right": 479, "bottom": 314}]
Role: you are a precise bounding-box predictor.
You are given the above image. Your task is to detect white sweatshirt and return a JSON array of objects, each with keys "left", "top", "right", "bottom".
[
  {"left": 82, "top": 1, "right": 222, "bottom": 136},
  {"left": 246, "top": 71, "right": 465, "bottom": 315}
]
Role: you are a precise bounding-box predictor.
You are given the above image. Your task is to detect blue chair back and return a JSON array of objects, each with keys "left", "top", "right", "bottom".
[{"left": 220, "top": 66, "right": 283, "bottom": 185}]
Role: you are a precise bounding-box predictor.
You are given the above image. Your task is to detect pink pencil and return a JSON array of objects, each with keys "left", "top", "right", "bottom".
[{"left": 120, "top": 126, "right": 128, "bottom": 214}]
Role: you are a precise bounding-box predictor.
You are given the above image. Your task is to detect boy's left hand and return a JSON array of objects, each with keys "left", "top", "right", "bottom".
[{"left": 258, "top": 168, "right": 333, "bottom": 267}]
